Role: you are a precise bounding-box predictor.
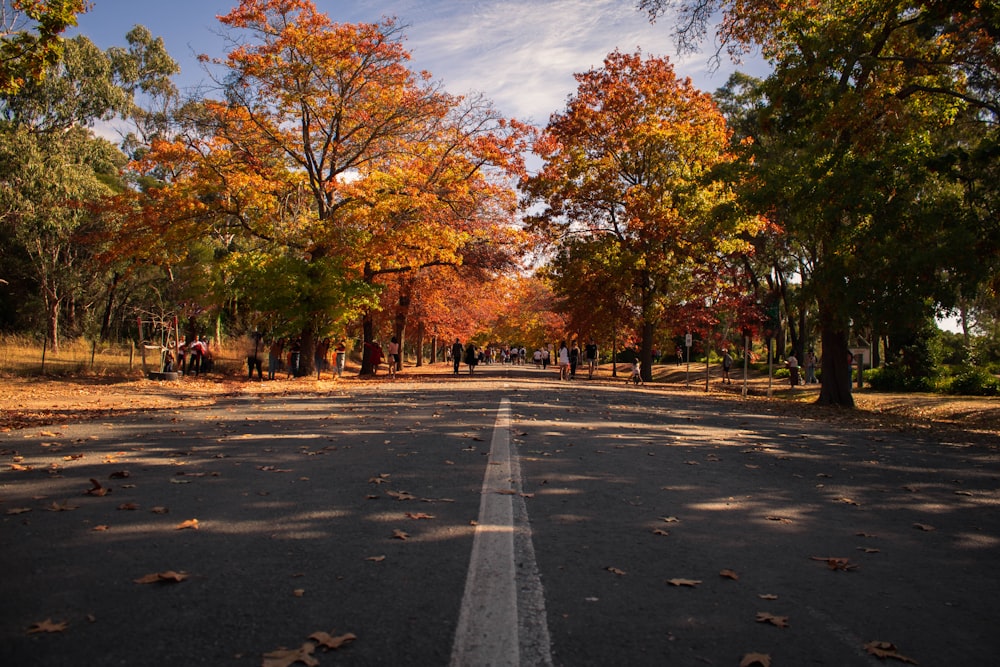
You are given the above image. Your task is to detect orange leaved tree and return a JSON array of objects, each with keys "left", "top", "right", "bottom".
[
  {"left": 123, "top": 0, "right": 529, "bottom": 375},
  {"left": 523, "top": 50, "right": 761, "bottom": 381}
]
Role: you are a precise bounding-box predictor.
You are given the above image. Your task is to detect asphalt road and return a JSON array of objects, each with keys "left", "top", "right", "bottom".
[{"left": 2, "top": 366, "right": 998, "bottom": 666}]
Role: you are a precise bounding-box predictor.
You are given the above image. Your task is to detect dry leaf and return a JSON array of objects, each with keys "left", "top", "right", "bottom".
[
  {"left": 134, "top": 570, "right": 189, "bottom": 584},
  {"left": 913, "top": 523, "right": 935, "bottom": 532},
  {"left": 660, "top": 516, "right": 680, "bottom": 523},
  {"left": 740, "top": 653, "right": 772, "bottom": 667},
  {"left": 6, "top": 507, "right": 32, "bottom": 515},
  {"left": 150, "top": 506, "right": 169, "bottom": 514},
  {"left": 755, "top": 611, "right": 789, "bottom": 628},
  {"left": 864, "top": 641, "right": 919, "bottom": 664},
  {"left": 666, "top": 578, "right": 701, "bottom": 587},
  {"left": 765, "top": 515, "right": 792, "bottom": 523},
  {"left": 85, "top": 478, "right": 111, "bottom": 496},
  {"left": 387, "top": 490, "right": 415, "bottom": 501},
  {"left": 27, "top": 618, "right": 68, "bottom": 634},
  {"left": 758, "top": 594, "right": 778, "bottom": 600},
  {"left": 109, "top": 470, "right": 130, "bottom": 479},
  {"left": 117, "top": 502, "right": 139, "bottom": 511},
  {"left": 292, "top": 589, "right": 305, "bottom": 597},
  {"left": 308, "top": 630, "right": 357, "bottom": 650},
  {"left": 405, "top": 512, "right": 434, "bottom": 520},
  {"left": 45, "top": 501, "right": 77, "bottom": 511},
  {"left": 175, "top": 519, "right": 199, "bottom": 530},
  {"left": 392, "top": 529, "right": 409, "bottom": 540},
  {"left": 606, "top": 567, "right": 627, "bottom": 576},
  {"left": 365, "top": 555, "right": 386, "bottom": 562},
  {"left": 719, "top": 569, "right": 739, "bottom": 580},
  {"left": 810, "top": 556, "right": 859, "bottom": 571},
  {"left": 652, "top": 529, "right": 670, "bottom": 536},
  {"left": 262, "top": 642, "right": 319, "bottom": 667},
  {"left": 92, "top": 525, "right": 109, "bottom": 532}
]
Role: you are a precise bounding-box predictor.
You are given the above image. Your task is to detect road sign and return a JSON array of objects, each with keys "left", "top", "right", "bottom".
[{"left": 685, "top": 333, "right": 692, "bottom": 347}]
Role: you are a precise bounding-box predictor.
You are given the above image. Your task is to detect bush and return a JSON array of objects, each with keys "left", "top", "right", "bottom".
[
  {"left": 867, "top": 366, "right": 935, "bottom": 392},
  {"left": 944, "top": 367, "right": 1000, "bottom": 396}
]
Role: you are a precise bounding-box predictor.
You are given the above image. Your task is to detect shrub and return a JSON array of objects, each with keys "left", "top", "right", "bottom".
[
  {"left": 867, "top": 366, "right": 936, "bottom": 392},
  {"left": 944, "top": 367, "right": 1000, "bottom": 396}
]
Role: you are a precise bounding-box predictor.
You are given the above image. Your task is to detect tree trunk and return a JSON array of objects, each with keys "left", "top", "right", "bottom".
[
  {"left": 359, "top": 313, "right": 375, "bottom": 375},
  {"left": 46, "top": 295, "right": 61, "bottom": 353},
  {"left": 99, "top": 272, "right": 120, "bottom": 342},
  {"left": 816, "top": 312, "right": 854, "bottom": 407},
  {"left": 640, "top": 320, "right": 654, "bottom": 382},
  {"left": 298, "top": 324, "right": 317, "bottom": 377},
  {"left": 416, "top": 323, "right": 425, "bottom": 367}
]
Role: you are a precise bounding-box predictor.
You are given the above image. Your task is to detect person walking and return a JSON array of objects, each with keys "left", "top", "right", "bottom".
[
  {"left": 558, "top": 341, "right": 570, "bottom": 380},
  {"left": 387, "top": 336, "right": 400, "bottom": 379},
  {"left": 452, "top": 338, "right": 463, "bottom": 375},
  {"left": 464, "top": 342, "right": 478, "bottom": 375},
  {"left": 584, "top": 339, "right": 598, "bottom": 378},
  {"left": 805, "top": 349, "right": 818, "bottom": 384},
  {"left": 786, "top": 352, "right": 799, "bottom": 388},
  {"left": 722, "top": 348, "right": 733, "bottom": 384},
  {"left": 267, "top": 337, "right": 283, "bottom": 380},
  {"left": 569, "top": 341, "right": 580, "bottom": 379},
  {"left": 246, "top": 331, "right": 264, "bottom": 381},
  {"left": 334, "top": 339, "right": 347, "bottom": 378}
]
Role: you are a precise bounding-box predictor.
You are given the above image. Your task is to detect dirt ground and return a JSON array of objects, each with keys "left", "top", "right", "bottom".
[{"left": 1, "top": 368, "right": 998, "bottom": 439}]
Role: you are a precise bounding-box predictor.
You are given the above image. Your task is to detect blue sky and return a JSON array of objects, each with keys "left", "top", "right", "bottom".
[{"left": 70, "top": 0, "right": 767, "bottom": 125}]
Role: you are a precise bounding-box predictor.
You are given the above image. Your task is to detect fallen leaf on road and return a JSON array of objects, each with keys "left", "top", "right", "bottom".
[
  {"left": 45, "top": 501, "right": 77, "bottom": 511},
  {"left": 6, "top": 507, "right": 32, "bottom": 515},
  {"left": 392, "top": 529, "right": 409, "bottom": 540},
  {"left": 366, "top": 555, "right": 386, "bottom": 562},
  {"left": 606, "top": 567, "right": 626, "bottom": 575},
  {"left": 810, "top": 556, "right": 859, "bottom": 571},
  {"left": 85, "top": 479, "right": 111, "bottom": 496},
  {"left": 308, "top": 630, "right": 357, "bottom": 650},
  {"left": 913, "top": 523, "right": 935, "bottom": 532},
  {"left": 134, "top": 570, "right": 189, "bottom": 584},
  {"left": 175, "top": 519, "right": 199, "bottom": 530},
  {"left": 652, "top": 529, "right": 670, "bottom": 536},
  {"left": 666, "top": 578, "right": 701, "bottom": 587},
  {"left": 756, "top": 612, "right": 789, "bottom": 628},
  {"left": 117, "top": 502, "right": 139, "bottom": 511},
  {"left": 758, "top": 594, "right": 778, "bottom": 600},
  {"left": 92, "top": 525, "right": 109, "bottom": 532},
  {"left": 293, "top": 589, "right": 305, "bottom": 597},
  {"left": 864, "top": 641, "right": 918, "bottom": 664},
  {"left": 405, "top": 512, "right": 434, "bottom": 520},
  {"left": 387, "top": 490, "right": 416, "bottom": 501},
  {"left": 719, "top": 569, "right": 739, "bottom": 580},
  {"left": 27, "top": 618, "right": 67, "bottom": 634},
  {"left": 151, "top": 506, "right": 169, "bottom": 514},
  {"left": 740, "top": 652, "right": 772, "bottom": 667},
  {"left": 262, "top": 642, "right": 319, "bottom": 667},
  {"left": 660, "top": 516, "right": 680, "bottom": 523}
]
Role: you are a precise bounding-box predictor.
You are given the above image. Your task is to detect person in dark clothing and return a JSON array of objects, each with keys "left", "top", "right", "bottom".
[{"left": 452, "top": 338, "right": 464, "bottom": 375}]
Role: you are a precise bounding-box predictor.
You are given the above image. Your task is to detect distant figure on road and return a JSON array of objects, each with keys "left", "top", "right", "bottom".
[
  {"left": 464, "top": 342, "right": 478, "bottom": 375},
  {"left": 558, "top": 341, "right": 570, "bottom": 380},
  {"left": 452, "top": 338, "right": 464, "bottom": 375},
  {"left": 334, "top": 339, "right": 347, "bottom": 378},
  {"left": 721, "top": 349, "right": 733, "bottom": 385},
  {"left": 246, "top": 331, "right": 264, "bottom": 381},
  {"left": 628, "top": 359, "right": 643, "bottom": 385},
  {"left": 786, "top": 353, "right": 799, "bottom": 388}
]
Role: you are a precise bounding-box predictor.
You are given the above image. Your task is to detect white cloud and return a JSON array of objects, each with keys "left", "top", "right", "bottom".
[{"left": 348, "top": 0, "right": 756, "bottom": 123}]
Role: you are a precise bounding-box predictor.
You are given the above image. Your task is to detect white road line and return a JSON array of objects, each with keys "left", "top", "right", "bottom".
[{"left": 450, "top": 398, "right": 553, "bottom": 667}]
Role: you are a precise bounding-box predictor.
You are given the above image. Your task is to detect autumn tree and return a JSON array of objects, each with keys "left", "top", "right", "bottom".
[
  {"left": 523, "top": 49, "right": 759, "bottom": 381},
  {"left": 641, "top": 0, "right": 1000, "bottom": 405},
  {"left": 123, "top": 0, "right": 530, "bottom": 376},
  {"left": 0, "top": 0, "right": 87, "bottom": 94}
]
